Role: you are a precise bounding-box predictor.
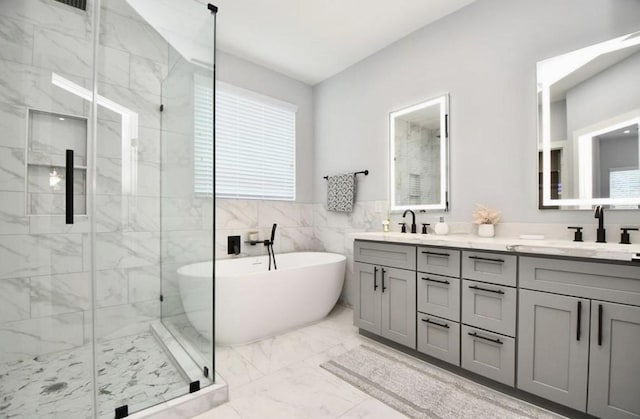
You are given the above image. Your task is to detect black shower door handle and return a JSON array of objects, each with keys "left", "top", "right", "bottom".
[{"left": 65, "top": 149, "right": 74, "bottom": 224}]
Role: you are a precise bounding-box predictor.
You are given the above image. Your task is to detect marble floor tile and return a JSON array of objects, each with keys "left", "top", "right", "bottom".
[
  {"left": 231, "top": 328, "right": 334, "bottom": 376},
  {"left": 195, "top": 305, "right": 409, "bottom": 419}
]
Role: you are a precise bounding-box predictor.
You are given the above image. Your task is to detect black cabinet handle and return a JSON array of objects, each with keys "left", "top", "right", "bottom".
[
  {"left": 422, "top": 318, "right": 449, "bottom": 329},
  {"left": 373, "top": 267, "right": 378, "bottom": 291},
  {"left": 65, "top": 149, "right": 74, "bottom": 225},
  {"left": 577, "top": 301, "right": 582, "bottom": 341},
  {"left": 468, "top": 284, "right": 504, "bottom": 295},
  {"left": 598, "top": 304, "right": 603, "bottom": 346},
  {"left": 422, "top": 277, "right": 450, "bottom": 285},
  {"left": 421, "top": 251, "right": 450, "bottom": 257},
  {"left": 468, "top": 255, "right": 505, "bottom": 263},
  {"left": 468, "top": 331, "right": 503, "bottom": 345},
  {"left": 381, "top": 268, "right": 386, "bottom": 292}
]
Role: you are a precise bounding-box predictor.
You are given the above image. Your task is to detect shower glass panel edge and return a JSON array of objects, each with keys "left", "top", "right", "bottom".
[{"left": 159, "top": 3, "right": 216, "bottom": 388}]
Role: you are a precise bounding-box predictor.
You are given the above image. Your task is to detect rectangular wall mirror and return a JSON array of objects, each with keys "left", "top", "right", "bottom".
[
  {"left": 390, "top": 94, "right": 449, "bottom": 212},
  {"left": 537, "top": 30, "right": 640, "bottom": 209}
]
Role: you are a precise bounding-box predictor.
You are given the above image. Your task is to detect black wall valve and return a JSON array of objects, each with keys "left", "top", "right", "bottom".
[
  {"left": 227, "top": 235, "right": 241, "bottom": 255},
  {"left": 568, "top": 226, "right": 583, "bottom": 242},
  {"left": 620, "top": 227, "right": 638, "bottom": 245}
]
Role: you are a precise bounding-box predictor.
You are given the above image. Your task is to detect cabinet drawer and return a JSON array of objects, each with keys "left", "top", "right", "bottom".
[
  {"left": 462, "top": 280, "right": 516, "bottom": 337},
  {"left": 417, "top": 274, "right": 460, "bottom": 322},
  {"left": 417, "top": 313, "right": 460, "bottom": 366},
  {"left": 462, "top": 251, "right": 516, "bottom": 287},
  {"left": 354, "top": 240, "right": 416, "bottom": 270},
  {"left": 417, "top": 246, "right": 460, "bottom": 277},
  {"left": 520, "top": 256, "right": 640, "bottom": 306},
  {"left": 461, "top": 325, "right": 515, "bottom": 386}
]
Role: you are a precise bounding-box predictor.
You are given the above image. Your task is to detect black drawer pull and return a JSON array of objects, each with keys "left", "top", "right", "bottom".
[
  {"left": 468, "top": 255, "right": 505, "bottom": 263},
  {"left": 422, "top": 318, "right": 449, "bottom": 329},
  {"left": 422, "top": 277, "right": 450, "bottom": 285},
  {"left": 373, "top": 267, "right": 378, "bottom": 291},
  {"left": 381, "top": 268, "right": 386, "bottom": 293},
  {"left": 468, "top": 285, "right": 504, "bottom": 295},
  {"left": 468, "top": 332, "right": 503, "bottom": 345},
  {"left": 421, "top": 251, "right": 450, "bottom": 257}
]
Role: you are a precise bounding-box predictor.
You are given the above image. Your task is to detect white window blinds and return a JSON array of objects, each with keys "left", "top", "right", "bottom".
[{"left": 194, "top": 76, "right": 297, "bottom": 200}]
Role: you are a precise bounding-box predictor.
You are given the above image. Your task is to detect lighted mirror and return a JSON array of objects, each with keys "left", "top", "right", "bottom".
[
  {"left": 538, "top": 30, "right": 640, "bottom": 209},
  {"left": 390, "top": 94, "right": 449, "bottom": 211}
]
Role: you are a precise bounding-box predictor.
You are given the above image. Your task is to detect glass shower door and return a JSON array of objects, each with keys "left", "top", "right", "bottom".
[
  {"left": 93, "top": 0, "right": 216, "bottom": 416},
  {"left": 0, "top": 0, "right": 96, "bottom": 417},
  {"left": 92, "top": 1, "right": 189, "bottom": 417}
]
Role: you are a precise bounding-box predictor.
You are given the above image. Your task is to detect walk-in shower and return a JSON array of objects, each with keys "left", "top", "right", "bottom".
[{"left": 0, "top": 0, "right": 219, "bottom": 417}]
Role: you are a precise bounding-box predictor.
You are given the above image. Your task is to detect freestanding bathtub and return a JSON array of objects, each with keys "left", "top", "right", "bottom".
[{"left": 177, "top": 252, "right": 346, "bottom": 345}]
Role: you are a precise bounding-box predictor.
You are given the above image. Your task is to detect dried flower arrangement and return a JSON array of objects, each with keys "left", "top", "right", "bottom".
[{"left": 472, "top": 204, "right": 501, "bottom": 225}]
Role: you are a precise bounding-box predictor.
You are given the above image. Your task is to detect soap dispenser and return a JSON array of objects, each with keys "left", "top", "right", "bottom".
[{"left": 434, "top": 217, "right": 449, "bottom": 235}]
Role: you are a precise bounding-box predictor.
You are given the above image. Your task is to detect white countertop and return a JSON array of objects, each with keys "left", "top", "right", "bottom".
[{"left": 351, "top": 232, "right": 640, "bottom": 262}]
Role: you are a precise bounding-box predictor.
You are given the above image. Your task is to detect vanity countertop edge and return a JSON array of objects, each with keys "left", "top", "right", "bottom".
[{"left": 351, "top": 232, "right": 640, "bottom": 262}]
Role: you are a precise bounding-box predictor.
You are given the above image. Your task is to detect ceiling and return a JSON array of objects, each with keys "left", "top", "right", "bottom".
[{"left": 133, "top": 0, "right": 475, "bottom": 85}]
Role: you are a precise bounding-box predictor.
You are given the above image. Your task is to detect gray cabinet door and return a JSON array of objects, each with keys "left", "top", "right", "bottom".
[
  {"left": 417, "top": 274, "right": 460, "bottom": 322},
  {"left": 417, "top": 246, "right": 460, "bottom": 277},
  {"left": 461, "top": 279, "right": 516, "bottom": 337},
  {"left": 462, "top": 251, "right": 517, "bottom": 287},
  {"left": 381, "top": 267, "right": 416, "bottom": 348},
  {"left": 588, "top": 301, "right": 640, "bottom": 419},
  {"left": 461, "top": 325, "right": 515, "bottom": 386},
  {"left": 353, "top": 262, "right": 381, "bottom": 335},
  {"left": 517, "top": 289, "right": 589, "bottom": 412},
  {"left": 417, "top": 313, "right": 460, "bottom": 366}
]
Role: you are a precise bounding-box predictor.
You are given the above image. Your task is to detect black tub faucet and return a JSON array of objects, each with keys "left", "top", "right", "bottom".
[
  {"left": 403, "top": 209, "right": 416, "bottom": 233},
  {"left": 594, "top": 205, "right": 606, "bottom": 243}
]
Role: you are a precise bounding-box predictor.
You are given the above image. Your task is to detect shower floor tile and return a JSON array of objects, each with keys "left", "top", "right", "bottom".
[{"left": 0, "top": 331, "right": 187, "bottom": 419}]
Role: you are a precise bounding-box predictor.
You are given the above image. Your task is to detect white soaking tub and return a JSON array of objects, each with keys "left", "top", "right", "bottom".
[{"left": 177, "top": 252, "right": 346, "bottom": 345}]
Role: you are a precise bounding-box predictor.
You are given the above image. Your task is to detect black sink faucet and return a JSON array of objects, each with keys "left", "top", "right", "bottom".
[
  {"left": 402, "top": 209, "right": 417, "bottom": 234},
  {"left": 594, "top": 205, "right": 606, "bottom": 243}
]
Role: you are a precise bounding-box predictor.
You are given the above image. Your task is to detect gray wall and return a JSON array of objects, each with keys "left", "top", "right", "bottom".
[{"left": 313, "top": 0, "right": 640, "bottom": 224}]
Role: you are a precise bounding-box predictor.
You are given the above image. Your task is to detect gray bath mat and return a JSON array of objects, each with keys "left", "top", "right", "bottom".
[{"left": 321, "top": 345, "right": 564, "bottom": 419}]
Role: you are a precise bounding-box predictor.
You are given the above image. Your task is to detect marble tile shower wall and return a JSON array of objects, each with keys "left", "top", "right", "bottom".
[{"left": 0, "top": 0, "right": 170, "bottom": 362}]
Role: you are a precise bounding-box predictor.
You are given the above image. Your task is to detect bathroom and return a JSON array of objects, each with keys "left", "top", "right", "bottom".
[{"left": 1, "top": 0, "right": 639, "bottom": 418}]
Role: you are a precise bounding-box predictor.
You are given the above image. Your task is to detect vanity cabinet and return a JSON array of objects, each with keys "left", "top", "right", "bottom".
[
  {"left": 518, "top": 257, "right": 640, "bottom": 418},
  {"left": 353, "top": 238, "right": 640, "bottom": 419},
  {"left": 354, "top": 242, "right": 416, "bottom": 348}
]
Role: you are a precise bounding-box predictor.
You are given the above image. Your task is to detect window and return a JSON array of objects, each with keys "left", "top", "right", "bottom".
[{"left": 193, "top": 76, "right": 297, "bottom": 200}]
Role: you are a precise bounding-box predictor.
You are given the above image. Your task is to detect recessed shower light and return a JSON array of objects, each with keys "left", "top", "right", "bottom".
[
  {"left": 59, "top": 117, "right": 65, "bottom": 121},
  {"left": 624, "top": 129, "right": 631, "bottom": 134}
]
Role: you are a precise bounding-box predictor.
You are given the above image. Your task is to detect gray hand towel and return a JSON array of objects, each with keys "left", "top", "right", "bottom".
[{"left": 327, "top": 173, "right": 356, "bottom": 212}]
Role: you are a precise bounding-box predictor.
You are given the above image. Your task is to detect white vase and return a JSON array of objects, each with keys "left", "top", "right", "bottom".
[{"left": 477, "top": 224, "right": 495, "bottom": 238}]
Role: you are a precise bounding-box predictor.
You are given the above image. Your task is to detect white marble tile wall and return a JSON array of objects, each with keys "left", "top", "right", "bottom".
[{"left": 0, "top": 0, "right": 172, "bottom": 363}]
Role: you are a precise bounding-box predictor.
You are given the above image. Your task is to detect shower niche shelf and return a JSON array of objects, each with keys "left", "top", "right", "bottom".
[{"left": 25, "top": 109, "right": 88, "bottom": 216}]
